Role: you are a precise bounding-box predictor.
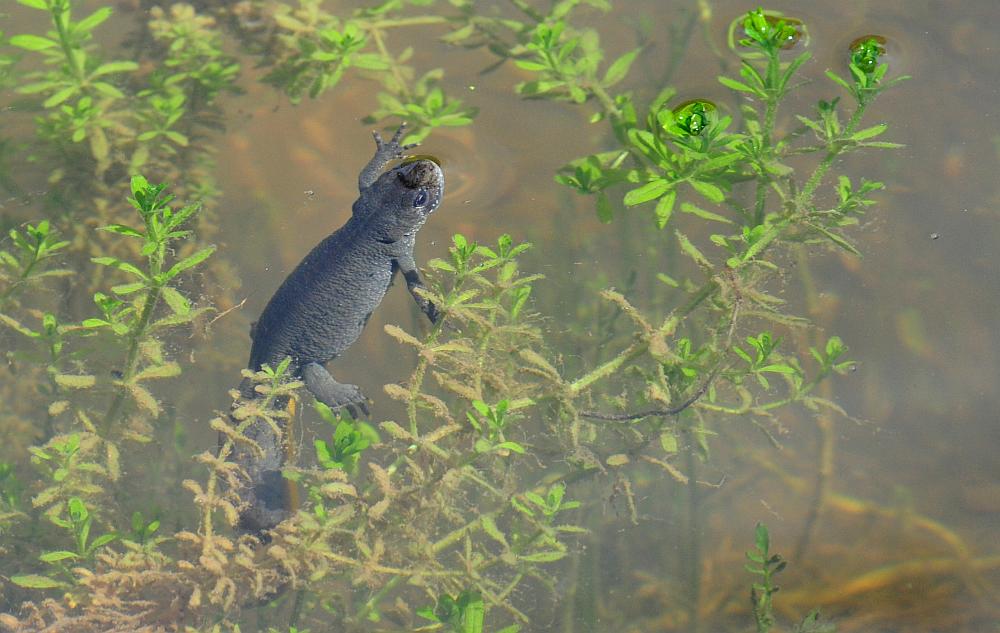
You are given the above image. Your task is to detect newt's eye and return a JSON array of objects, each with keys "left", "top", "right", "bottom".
[{"left": 413, "top": 189, "right": 428, "bottom": 207}]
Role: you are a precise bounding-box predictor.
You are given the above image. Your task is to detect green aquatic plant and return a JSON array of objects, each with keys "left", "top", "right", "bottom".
[
  {"left": 745, "top": 523, "right": 836, "bottom": 633},
  {"left": 311, "top": 402, "right": 379, "bottom": 475},
  {"left": 418, "top": 588, "right": 521, "bottom": 633},
  {"left": 0, "top": 220, "right": 70, "bottom": 308},
  {"left": 0, "top": 176, "right": 217, "bottom": 613},
  {"left": 0, "top": 2, "right": 942, "bottom": 632},
  {"left": 230, "top": 0, "right": 646, "bottom": 141},
  {"left": 255, "top": 0, "right": 477, "bottom": 142},
  {"left": 11, "top": 496, "right": 119, "bottom": 590},
  {"left": 8, "top": 0, "right": 138, "bottom": 172},
  {"left": 746, "top": 522, "right": 785, "bottom": 633}
]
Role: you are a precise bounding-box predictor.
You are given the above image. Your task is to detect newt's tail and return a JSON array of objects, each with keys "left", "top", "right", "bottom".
[{"left": 224, "top": 379, "right": 300, "bottom": 540}]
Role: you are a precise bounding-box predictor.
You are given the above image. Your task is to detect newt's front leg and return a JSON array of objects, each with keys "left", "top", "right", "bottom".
[
  {"left": 394, "top": 255, "right": 440, "bottom": 324},
  {"left": 358, "top": 123, "right": 417, "bottom": 192}
]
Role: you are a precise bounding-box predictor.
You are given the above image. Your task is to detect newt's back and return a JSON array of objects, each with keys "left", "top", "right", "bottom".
[{"left": 247, "top": 217, "right": 395, "bottom": 373}]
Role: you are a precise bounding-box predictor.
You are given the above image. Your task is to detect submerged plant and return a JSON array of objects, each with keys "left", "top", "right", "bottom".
[
  {"left": 1, "top": 3, "right": 967, "bottom": 633},
  {"left": 746, "top": 523, "right": 836, "bottom": 633}
]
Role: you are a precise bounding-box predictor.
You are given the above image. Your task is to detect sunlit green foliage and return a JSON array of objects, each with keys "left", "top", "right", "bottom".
[
  {"left": 0, "top": 2, "right": 914, "bottom": 631},
  {"left": 418, "top": 588, "right": 521, "bottom": 633},
  {"left": 312, "top": 401, "right": 379, "bottom": 474},
  {"left": 259, "top": 0, "right": 477, "bottom": 142}
]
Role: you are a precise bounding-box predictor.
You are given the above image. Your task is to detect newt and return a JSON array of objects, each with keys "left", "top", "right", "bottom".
[{"left": 230, "top": 124, "right": 444, "bottom": 536}]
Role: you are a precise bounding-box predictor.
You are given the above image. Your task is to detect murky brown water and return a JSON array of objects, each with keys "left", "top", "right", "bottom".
[{"left": 2, "top": 0, "right": 999, "bottom": 631}]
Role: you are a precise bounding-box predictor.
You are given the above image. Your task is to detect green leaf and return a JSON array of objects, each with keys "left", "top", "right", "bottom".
[
  {"left": 519, "top": 550, "right": 567, "bottom": 563},
  {"left": 602, "top": 48, "right": 639, "bottom": 87},
  {"left": 860, "top": 141, "right": 905, "bottom": 149},
  {"left": 74, "top": 7, "right": 113, "bottom": 33},
  {"left": 92, "top": 82, "right": 125, "bottom": 99},
  {"left": 675, "top": 231, "right": 711, "bottom": 268},
  {"left": 495, "top": 441, "right": 525, "bottom": 454},
  {"left": 779, "top": 51, "right": 812, "bottom": 91},
  {"left": 17, "top": 0, "right": 49, "bottom": 8},
  {"left": 851, "top": 123, "right": 887, "bottom": 141},
  {"left": 809, "top": 224, "right": 860, "bottom": 255},
  {"left": 754, "top": 522, "right": 769, "bottom": 554},
  {"left": 162, "top": 245, "right": 215, "bottom": 281},
  {"left": 11, "top": 574, "right": 68, "bottom": 589},
  {"left": 474, "top": 438, "right": 492, "bottom": 453},
  {"left": 461, "top": 594, "right": 484, "bottom": 633},
  {"left": 91, "top": 256, "right": 148, "bottom": 280},
  {"left": 595, "top": 192, "right": 613, "bottom": 223},
  {"left": 43, "top": 86, "right": 77, "bottom": 108},
  {"left": 624, "top": 179, "right": 670, "bottom": 206},
  {"left": 514, "top": 59, "right": 547, "bottom": 72},
  {"left": 416, "top": 606, "right": 440, "bottom": 622},
  {"left": 471, "top": 400, "right": 490, "bottom": 417},
  {"left": 653, "top": 189, "right": 676, "bottom": 229},
  {"left": 680, "top": 202, "right": 731, "bottom": 223},
  {"left": 92, "top": 60, "right": 139, "bottom": 77},
  {"left": 480, "top": 515, "right": 508, "bottom": 546},
  {"left": 718, "top": 75, "right": 756, "bottom": 93},
  {"left": 165, "top": 131, "right": 189, "bottom": 147},
  {"left": 0, "top": 314, "right": 37, "bottom": 337},
  {"left": 427, "top": 257, "right": 456, "bottom": 273},
  {"left": 132, "top": 362, "right": 181, "bottom": 381},
  {"left": 111, "top": 281, "right": 147, "bottom": 295},
  {"left": 164, "top": 203, "right": 201, "bottom": 231},
  {"left": 17, "top": 80, "right": 59, "bottom": 95},
  {"left": 53, "top": 374, "right": 96, "bottom": 389},
  {"left": 9, "top": 35, "right": 57, "bottom": 51},
  {"left": 89, "top": 532, "right": 118, "bottom": 550},
  {"left": 99, "top": 224, "right": 144, "bottom": 238},
  {"left": 161, "top": 286, "right": 191, "bottom": 316},
  {"left": 824, "top": 69, "right": 852, "bottom": 92},
  {"left": 660, "top": 431, "right": 678, "bottom": 453},
  {"left": 656, "top": 272, "right": 678, "bottom": 287},
  {"left": 39, "top": 550, "right": 79, "bottom": 563},
  {"left": 742, "top": 233, "right": 781, "bottom": 263},
  {"left": 688, "top": 179, "right": 726, "bottom": 203}
]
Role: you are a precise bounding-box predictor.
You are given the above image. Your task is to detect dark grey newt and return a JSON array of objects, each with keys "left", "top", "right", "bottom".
[{"left": 231, "top": 124, "right": 443, "bottom": 536}]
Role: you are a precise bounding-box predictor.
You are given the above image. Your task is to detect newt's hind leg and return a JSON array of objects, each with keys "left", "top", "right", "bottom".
[{"left": 301, "top": 362, "right": 370, "bottom": 417}]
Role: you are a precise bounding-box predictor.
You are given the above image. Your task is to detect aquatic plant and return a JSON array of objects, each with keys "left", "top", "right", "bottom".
[
  {"left": 745, "top": 523, "right": 836, "bottom": 633},
  {"left": 3, "top": 2, "right": 985, "bottom": 633}
]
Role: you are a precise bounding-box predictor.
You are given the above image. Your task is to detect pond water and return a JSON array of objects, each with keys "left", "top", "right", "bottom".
[{"left": 0, "top": 1, "right": 997, "bottom": 632}]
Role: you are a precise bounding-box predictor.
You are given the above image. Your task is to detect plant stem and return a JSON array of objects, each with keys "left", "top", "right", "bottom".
[
  {"left": 684, "top": 440, "right": 703, "bottom": 633},
  {"left": 368, "top": 25, "right": 410, "bottom": 101},
  {"left": 753, "top": 172, "right": 770, "bottom": 226},
  {"left": 589, "top": 81, "right": 621, "bottom": 118},
  {"left": 792, "top": 245, "right": 834, "bottom": 561},
  {"left": 568, "top": 340, "right": 645, "bottom": 396},
  {"left": 100, "top": 284, "right": 161, "bottom": 435},
  {"left": 797, "top": 100, "right": 870, "bottom": 208},
  {"left": 762, "top": 50, "right": 780, "bottom": 150},
  {"left": 50, "top": 2, "right": 86, "bottom": 88}
]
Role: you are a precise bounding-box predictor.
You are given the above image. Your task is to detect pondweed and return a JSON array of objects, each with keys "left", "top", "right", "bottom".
[{"left": 0, "top": 3, "right": 944, "bottom": 632}]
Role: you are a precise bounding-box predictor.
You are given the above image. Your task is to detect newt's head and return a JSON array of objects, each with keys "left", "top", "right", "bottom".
[{"left": 356, "top": 157, "right": 444, "bottom": 241}]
